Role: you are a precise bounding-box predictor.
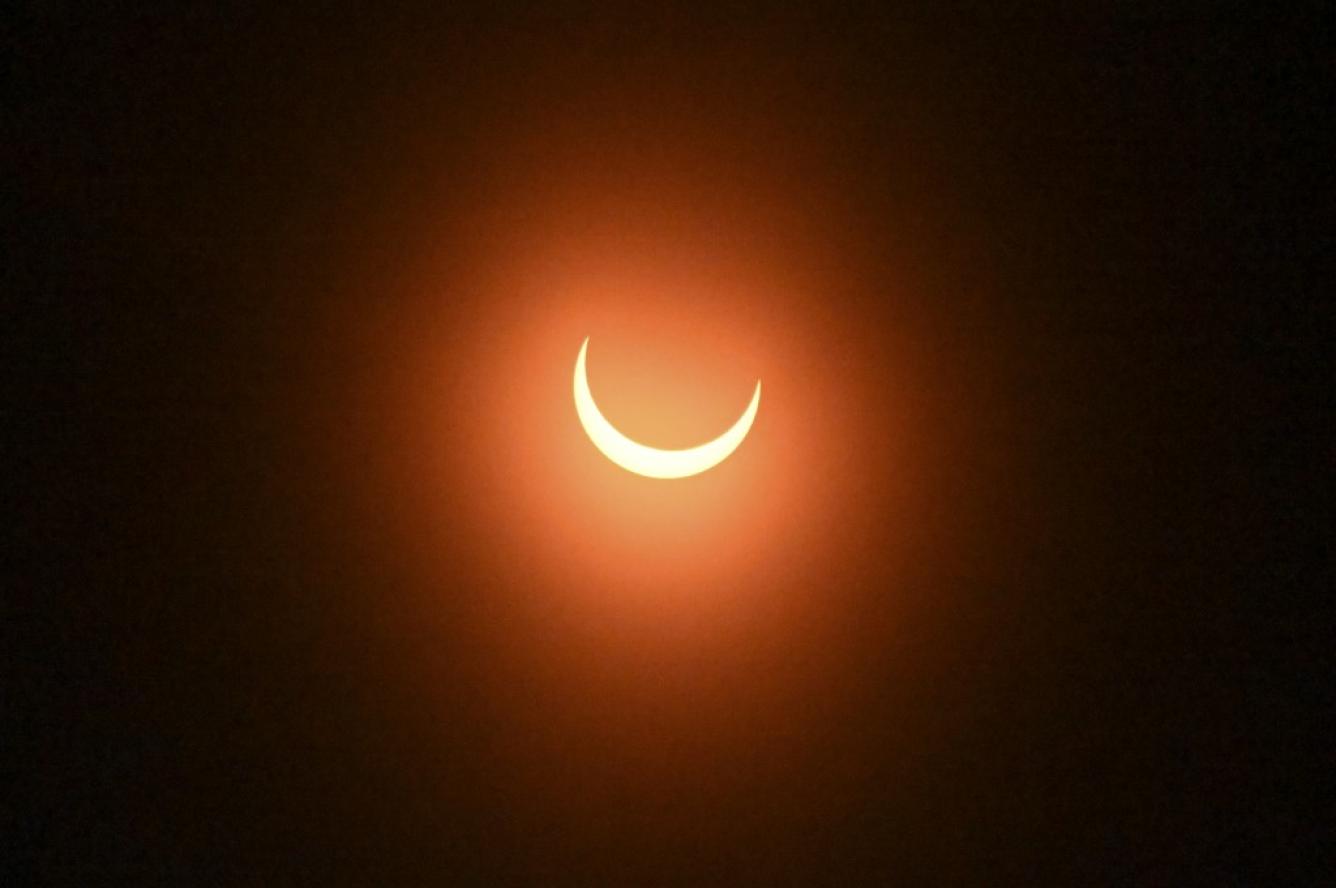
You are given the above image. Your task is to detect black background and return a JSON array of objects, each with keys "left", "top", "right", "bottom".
[{"left": 8, "top": 3, "right": 1329, "bottom": 884}]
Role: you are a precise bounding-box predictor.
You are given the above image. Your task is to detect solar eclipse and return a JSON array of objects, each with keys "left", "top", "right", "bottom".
[{"left": 573, "top": 336, "right": 761, "bottom": 479}]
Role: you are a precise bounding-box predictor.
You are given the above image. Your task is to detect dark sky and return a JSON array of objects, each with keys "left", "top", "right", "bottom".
[{"left": 9, "top": 3, "right": 1328, "bottom": 884}]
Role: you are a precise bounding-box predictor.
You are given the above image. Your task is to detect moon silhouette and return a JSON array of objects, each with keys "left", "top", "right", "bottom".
[{"left": 573, "top": 336, "right": 761, "bottom": 479}]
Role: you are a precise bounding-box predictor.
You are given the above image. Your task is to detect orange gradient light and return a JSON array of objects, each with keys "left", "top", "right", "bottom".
[{"left": 293, "top": 63, "right": 970, "bottom": 845}]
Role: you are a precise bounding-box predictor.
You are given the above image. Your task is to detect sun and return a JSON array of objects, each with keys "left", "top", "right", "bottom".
[{"left": 573, "top": 337, "right": 761, "bottom": 479}]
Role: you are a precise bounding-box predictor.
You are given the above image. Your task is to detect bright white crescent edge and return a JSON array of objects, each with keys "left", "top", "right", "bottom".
[{"left": 573, "top": 336, "right": 761, "bottom": 479}]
